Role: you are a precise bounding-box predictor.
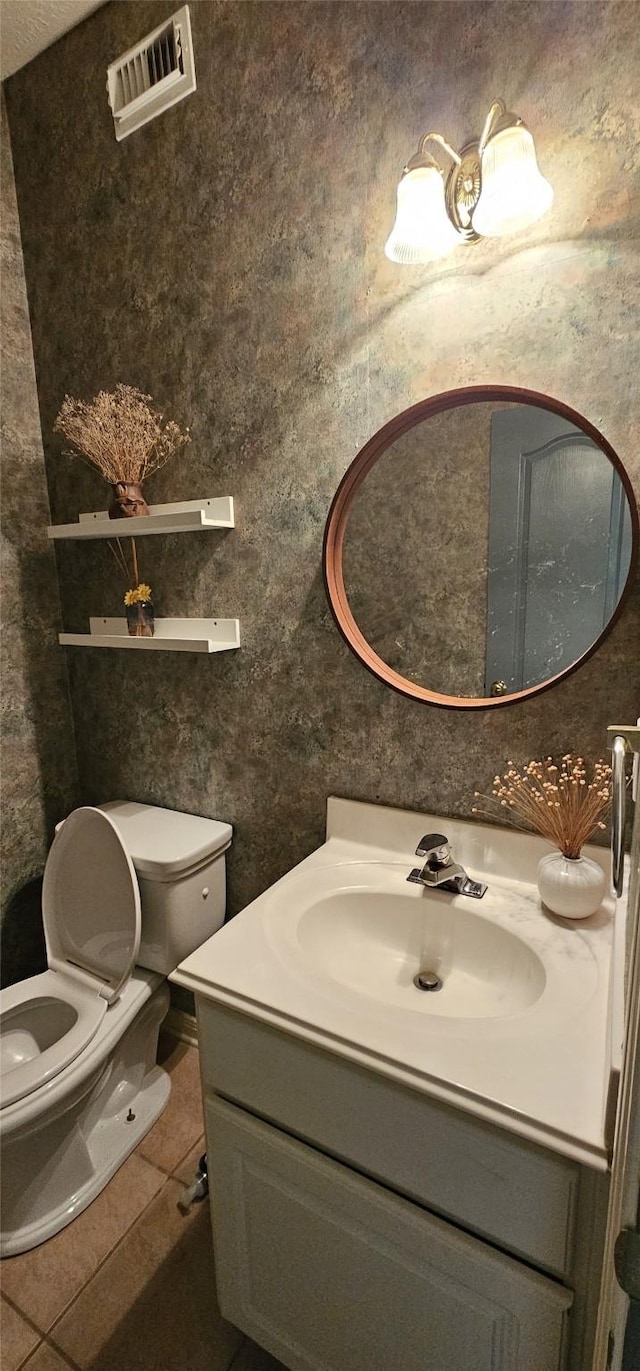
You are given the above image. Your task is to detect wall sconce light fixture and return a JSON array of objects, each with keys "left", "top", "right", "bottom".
[{"left": 385, "top": 99, "right": 553, "bottom": 265}]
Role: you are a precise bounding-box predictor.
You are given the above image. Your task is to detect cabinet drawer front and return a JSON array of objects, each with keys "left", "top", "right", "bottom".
[
  {"left": 197, "top": 1000, "right": 580, "bottom": 1277},
  {"left": 207, "top": 1097, "right": 571, "bottom": 1371}
]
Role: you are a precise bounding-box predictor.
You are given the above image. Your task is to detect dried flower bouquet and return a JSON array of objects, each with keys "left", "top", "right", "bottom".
[
  {"left": 473, "top": 755, "right": 612, "bottom": 859},
  {"left": 54, "top": 384, "right": 190, "bottom": 518}
]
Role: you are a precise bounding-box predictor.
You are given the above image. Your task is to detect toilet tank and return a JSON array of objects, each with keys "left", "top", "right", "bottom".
[{"left": 98, "top": 802, "right": 232, "bottom": 975}]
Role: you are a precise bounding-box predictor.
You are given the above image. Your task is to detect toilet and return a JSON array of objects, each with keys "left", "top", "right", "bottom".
[{"left": 0, "top": 801, "right": 231, "bottom": 1257}]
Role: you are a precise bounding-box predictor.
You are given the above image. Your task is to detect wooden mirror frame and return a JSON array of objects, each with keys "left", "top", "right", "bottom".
[{"left": 323, "top": 385, "right": 639, "bottom": 710}]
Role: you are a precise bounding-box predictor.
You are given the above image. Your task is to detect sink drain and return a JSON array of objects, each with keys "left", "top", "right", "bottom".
[{"left": 413, "top": 971, "right": 443, "bottom": 993}]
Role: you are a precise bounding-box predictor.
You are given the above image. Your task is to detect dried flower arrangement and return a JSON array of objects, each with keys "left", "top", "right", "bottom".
[
  {"left": 473, "top": 755, "right": 612, "bottom": 860},
  {"left": 54, "top": 384, "right": 190, "bottom": 519}
]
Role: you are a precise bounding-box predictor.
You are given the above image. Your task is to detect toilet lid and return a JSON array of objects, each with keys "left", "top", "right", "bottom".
[{"left": 42, "top": 807, "right": 141, "bottom": 1002}]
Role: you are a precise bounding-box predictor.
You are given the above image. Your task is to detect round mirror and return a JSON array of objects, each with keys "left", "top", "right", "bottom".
[{"left": 323, "top": 387, "right": 638, "bottom": 709}]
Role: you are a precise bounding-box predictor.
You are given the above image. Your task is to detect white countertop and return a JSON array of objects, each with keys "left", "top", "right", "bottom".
[{"left": 173, "top": 797, "right": 626, "bottom": 1171}]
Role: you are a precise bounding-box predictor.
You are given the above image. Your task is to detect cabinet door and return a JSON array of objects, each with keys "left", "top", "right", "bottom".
[{"left": 206, "top": 1097, "right": 572, "bottom": 1371}]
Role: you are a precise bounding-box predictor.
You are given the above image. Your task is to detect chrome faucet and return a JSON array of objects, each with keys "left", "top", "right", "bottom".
[{"left": 407, "top": 834, "right": 487, "bottom": 899}]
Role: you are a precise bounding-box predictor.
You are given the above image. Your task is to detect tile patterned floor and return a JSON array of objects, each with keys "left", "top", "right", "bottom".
[{"left": 0, "top": 1033, "right": 285, "bottom": 1371}]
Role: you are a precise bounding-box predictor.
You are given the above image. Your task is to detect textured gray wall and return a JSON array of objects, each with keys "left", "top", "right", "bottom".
[
  {"left": 343, "top": 404, "right": 492, "bottom": 695},
  {"left": 4, "top": 0, "right": 639, "bottom": 929},
  {"left": 0, "top": 93, "right": 79, "bottom": 981}
]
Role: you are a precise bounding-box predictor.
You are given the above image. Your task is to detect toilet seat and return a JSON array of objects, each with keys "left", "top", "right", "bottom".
[
  {"left": 43, "top": 807, "right": 141, "bottom": 1001},
  {"left": 0, "top": 972, "right": 107, "bottom": 1108},
  {"left": 0, "top": 808, "right": 141, "bottom": 1110}
]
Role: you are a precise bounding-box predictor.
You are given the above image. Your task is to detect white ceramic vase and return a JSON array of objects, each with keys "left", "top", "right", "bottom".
[{"left": 537, "top": 850, "right": 606, "bottom": 919}]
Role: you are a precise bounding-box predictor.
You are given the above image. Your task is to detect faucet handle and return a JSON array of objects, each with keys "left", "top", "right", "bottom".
[{"left": 415, "top": 833, "right": 450, "bottom": 864}]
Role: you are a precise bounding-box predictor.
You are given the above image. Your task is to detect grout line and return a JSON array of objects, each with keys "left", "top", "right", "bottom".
[
  {"left": 3, "top": 1061, "right": 204, "bottom": 1346},
  {"left": 44, "top": 1330, "right": 92, "bottom": 1371},
  {"left": 36, "top": 1333, "right": 84, "bottom": 1371},
  {"left": 9, "top": 1325, "right": 83, "bottom": 1371},
  {"left": 1, "top": 1166, "right": 171, "bottom": 1339},
  {"left": 136, "top": 1148, "right": 181, "bottom": 1178},
  {"left": 1, "top": 1290, "right": 47, "bottom": 1343},
  {"left": 14, "top": 1335, "right": 43, "bottom": 1371},
  {"left": 134, "top": 1146, "right": 176, "bottom": 1178},
  {"left": 45, "top": 1169, "right": 210, "bottom": 1364},
  {"left": 137, "top": 1129, "right": 205, "bottom": 1180},
  {"left": 45, "top": 1173, "right": 172, "bottom": 1340},
  {"left": 170, "top": 1134, "right": 206, "bottom": 1178}
]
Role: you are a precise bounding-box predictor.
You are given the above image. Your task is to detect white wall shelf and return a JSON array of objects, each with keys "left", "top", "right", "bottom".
[
  {"left": 59, "top": 617, "right": 240, "bottom": 654},
  {"left": 48, "top": 497, "right": 234, "bottom": 540}
]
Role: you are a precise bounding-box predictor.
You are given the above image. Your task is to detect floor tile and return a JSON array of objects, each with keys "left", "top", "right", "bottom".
[
  {"left": 231, "top": 1339, "right": 288, "bottom": 1371},
  {"left": 0, "top": 1153, "right": 165, "bottom": 1334},
  {"left": 0, "top": 1297, "right": 41, "bottom": 1371},
  {"left": 137, "top": 1036, "right": 204, "bottom": 1174},
  {"left": 50, "top": 1179, "right": 243, "bottom": 1371},
  {"left": 21, "top": 1344, "right": 75, "bottom": 1371}
]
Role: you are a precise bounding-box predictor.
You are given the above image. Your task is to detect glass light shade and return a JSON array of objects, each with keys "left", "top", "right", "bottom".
[
  {"left": 472, "top": 125, "right": 553, "bottom": 238},
  {"left": 384, "top": 166, "right": 459, "bottom": 264}
]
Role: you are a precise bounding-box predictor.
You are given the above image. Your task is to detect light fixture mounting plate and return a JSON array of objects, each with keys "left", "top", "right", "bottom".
[{"left": 446, "top": 142, "right": 482, "bottom": 242}]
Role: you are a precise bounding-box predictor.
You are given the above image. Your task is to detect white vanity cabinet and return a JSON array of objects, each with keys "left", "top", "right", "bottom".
[{"left": 197, "top": 1000, "right": 608, "bottom": 1371}]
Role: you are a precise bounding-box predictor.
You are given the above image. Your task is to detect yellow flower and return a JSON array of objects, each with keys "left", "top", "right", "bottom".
[{"left": 124, "top": 583, "right": 152, "bottom": 606}]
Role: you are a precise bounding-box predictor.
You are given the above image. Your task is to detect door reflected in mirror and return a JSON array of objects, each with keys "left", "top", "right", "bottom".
[{"left": 325, "top": 389, "right": 637, "bottom": 708}]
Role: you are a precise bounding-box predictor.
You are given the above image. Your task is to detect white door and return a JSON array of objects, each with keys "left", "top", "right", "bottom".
[
  {"left": 593, "top": 726, "right": 640, "bottom": 1371},
  {"left": 485, "top": 408, "right": 633, "bottom": 694}
]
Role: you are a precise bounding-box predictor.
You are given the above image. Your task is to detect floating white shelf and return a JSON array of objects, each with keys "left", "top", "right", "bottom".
[
  {"left": 59, "top": 617, "right": 240, "bottom": 654},
  {"left": 48, "top": 497, "right": 234, "bottom": 540}
]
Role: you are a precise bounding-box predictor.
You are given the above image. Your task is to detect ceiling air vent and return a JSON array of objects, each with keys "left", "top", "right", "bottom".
[{"left": 107, "top": 5, "right": 196, "bottom": 141}]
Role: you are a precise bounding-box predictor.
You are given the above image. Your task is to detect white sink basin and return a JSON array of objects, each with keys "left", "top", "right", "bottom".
[
  {"left": 174, "top": 797, "right": 618, "bottom": 1167},
  {"left": 295, "top": 880, "right": 546, "bottom": 1019},
  {"left": 264, "top": 859, "right": 598, "bottom": 1029}
]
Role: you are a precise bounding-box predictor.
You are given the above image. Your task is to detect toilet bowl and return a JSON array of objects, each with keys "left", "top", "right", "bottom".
[{"left": 0, "top": 801, "right": 231, "bottom": 1256}]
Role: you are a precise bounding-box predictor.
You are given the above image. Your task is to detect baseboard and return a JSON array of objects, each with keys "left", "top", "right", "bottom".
[{"left": 162, "top": 1006, "right": 199, "bottom": 1047}]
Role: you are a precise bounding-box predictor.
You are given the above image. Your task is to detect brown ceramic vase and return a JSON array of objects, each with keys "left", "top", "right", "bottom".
[{"left": 108, "top": 482, "right": 150, "bottom": 518}]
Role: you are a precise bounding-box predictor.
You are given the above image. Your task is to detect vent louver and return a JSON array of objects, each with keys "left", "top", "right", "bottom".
[{"left": 107, "top": 5, "right": 196, "bottom": 141}]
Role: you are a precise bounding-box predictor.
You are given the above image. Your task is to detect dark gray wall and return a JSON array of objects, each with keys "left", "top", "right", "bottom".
[
  {"left": 0, "top": 93, "right": 79, "bottom": 981},
  {"left": 343, "top": 405, "right": 493, "bottom": 695},
  {"left": 4, "top": 1, "right": 639, "bottom": 929}
]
